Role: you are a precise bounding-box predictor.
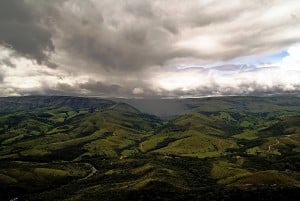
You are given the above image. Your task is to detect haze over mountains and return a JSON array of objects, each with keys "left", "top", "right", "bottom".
[{"left": 118, "top": 96, "right": 300, "bottom": 117}]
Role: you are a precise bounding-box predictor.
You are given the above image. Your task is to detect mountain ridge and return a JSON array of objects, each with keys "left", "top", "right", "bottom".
[{"left": 0, "top": 96, "right": 300, "bottom": 201}]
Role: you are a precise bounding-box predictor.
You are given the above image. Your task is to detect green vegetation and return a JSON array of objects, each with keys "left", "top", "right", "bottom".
[{"left": 0, "top": 96, "right": 300, "bottom": 201}]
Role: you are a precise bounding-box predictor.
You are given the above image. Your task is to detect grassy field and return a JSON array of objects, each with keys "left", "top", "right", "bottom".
[{"left": 0, "top": 96, "right": 300, "bottom": 201}]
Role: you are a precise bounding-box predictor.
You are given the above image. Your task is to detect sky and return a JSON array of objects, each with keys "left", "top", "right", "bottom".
[{"left": 0, "top": 0, "right": 300, "bottom": 98}]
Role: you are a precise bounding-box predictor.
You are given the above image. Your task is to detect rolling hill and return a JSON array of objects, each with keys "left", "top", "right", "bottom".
[{"left": 0, "top": 96, "right": 300, "bottom": 201}]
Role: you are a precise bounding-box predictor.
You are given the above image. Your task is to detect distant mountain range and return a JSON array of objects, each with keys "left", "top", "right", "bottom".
[{"left": 119, "top": 96, "right": 300, "bottom": 117}]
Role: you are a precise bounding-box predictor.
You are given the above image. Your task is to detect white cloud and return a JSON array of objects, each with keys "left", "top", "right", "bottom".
[
  {"left": 276, "top": 44, "right": 300, "bottom": 71},
  {"left": 0, "top": 46, "right": 93, "bottom": 96},
  {"left": 132, "top": 87, "right": 144, "bottom": 95},
  {"left": 152, "top": 53, "right": 300, "bottom": 96},
  {"left": 1, "top": 1, "right": 300, "bottom": 97},
  {"left": 175, "top": 35, "right": 223, "bottom": 55}
]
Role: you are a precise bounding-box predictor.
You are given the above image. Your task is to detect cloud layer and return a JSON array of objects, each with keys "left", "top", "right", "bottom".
[{"left": 0, "top": 0, "right": 300, "bottom": 97}]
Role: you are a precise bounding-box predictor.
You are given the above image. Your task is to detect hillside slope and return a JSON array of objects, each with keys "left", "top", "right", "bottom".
[{"left": 0, "top": 96, "right": 300, "bottom": 201}]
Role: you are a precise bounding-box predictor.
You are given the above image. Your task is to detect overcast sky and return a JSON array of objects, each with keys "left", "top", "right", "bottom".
[{"left": 0, "top": 0, "right": 299, "bottom": 98}]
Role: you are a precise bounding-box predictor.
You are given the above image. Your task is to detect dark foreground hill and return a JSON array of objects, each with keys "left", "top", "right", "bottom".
[{"left": 0, "top": 96, "right": 300, "bottom": 201}]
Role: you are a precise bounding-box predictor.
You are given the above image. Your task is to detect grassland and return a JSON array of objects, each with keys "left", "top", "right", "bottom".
[{"left": 0, "top": 96, "right": 300, "bottom": 201}]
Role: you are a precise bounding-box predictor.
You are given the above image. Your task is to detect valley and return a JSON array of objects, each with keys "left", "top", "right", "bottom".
[{"left": 0, "top": 96, "right": 300, "bottom": 201}]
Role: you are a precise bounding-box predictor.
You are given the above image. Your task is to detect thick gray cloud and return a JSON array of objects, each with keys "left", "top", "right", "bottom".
[
  {"left": 49, "top": 0, "right": 193, "bottom": 73},
  {"left": 2, "top": 0, "right": 300, "bottom": 71},
  {"left": 80, "top": 81, "right": 124, "bottom": 96},
  {"left": 0, "top": 0, "right": 300, "bottom": 97},
  {"left": 0, "top": 0, "right": 57, "bottom": 63},
  {"left": 50, "top": 0, "right": 300, "bottom": 72},
  {"left": 0, "top": 73, "right": 3, "bottom": 83}
]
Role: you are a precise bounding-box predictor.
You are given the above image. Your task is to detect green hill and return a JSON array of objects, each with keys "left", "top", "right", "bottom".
[
  {"left": 0, "top": 96, "right": 300, "bottom": 201},
  {"left": 0, "top": 100, "right": 161, "bottom": 162}
]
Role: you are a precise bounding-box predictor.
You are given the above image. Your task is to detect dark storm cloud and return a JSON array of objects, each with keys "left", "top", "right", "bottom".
[
  {"left": 48, "top": 79, "right": 162, "bottom": 98},
  {"left": 38, "top": 81, "right": 127, "bottom": 97},
  {"left": 79, "top": 81, "right": 124, "bottom": 95},
  {"left": 52, "top": 0, "right": 192, "bottom": 73},
  {"left": 1, "top": 0, "right": 300, "bottom": 97},
  {"left": 0, "top": 0, "right": 55, "bottom": 63},
  {"left": 0, "top": 73, "right": 3, "bottom": 83},
  {"left": 187, "top": 5, "right": 242, "bottom": 27},
  {"left": 125, "top": 0, "right": 155, "bottom": 18},
  {"left": 3, "top": 0, "right": 298, "bottom": 71}
]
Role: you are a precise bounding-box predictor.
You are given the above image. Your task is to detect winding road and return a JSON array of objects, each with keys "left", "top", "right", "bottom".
[
  {"left": 79, "top": 163, "right": 98, "bottom": 181},
  {"left": 268, "top": 138, "right": 280, "bottom": 152},
  {"left": 9, "top": 162, "right": 98, "bottom": 201}
]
